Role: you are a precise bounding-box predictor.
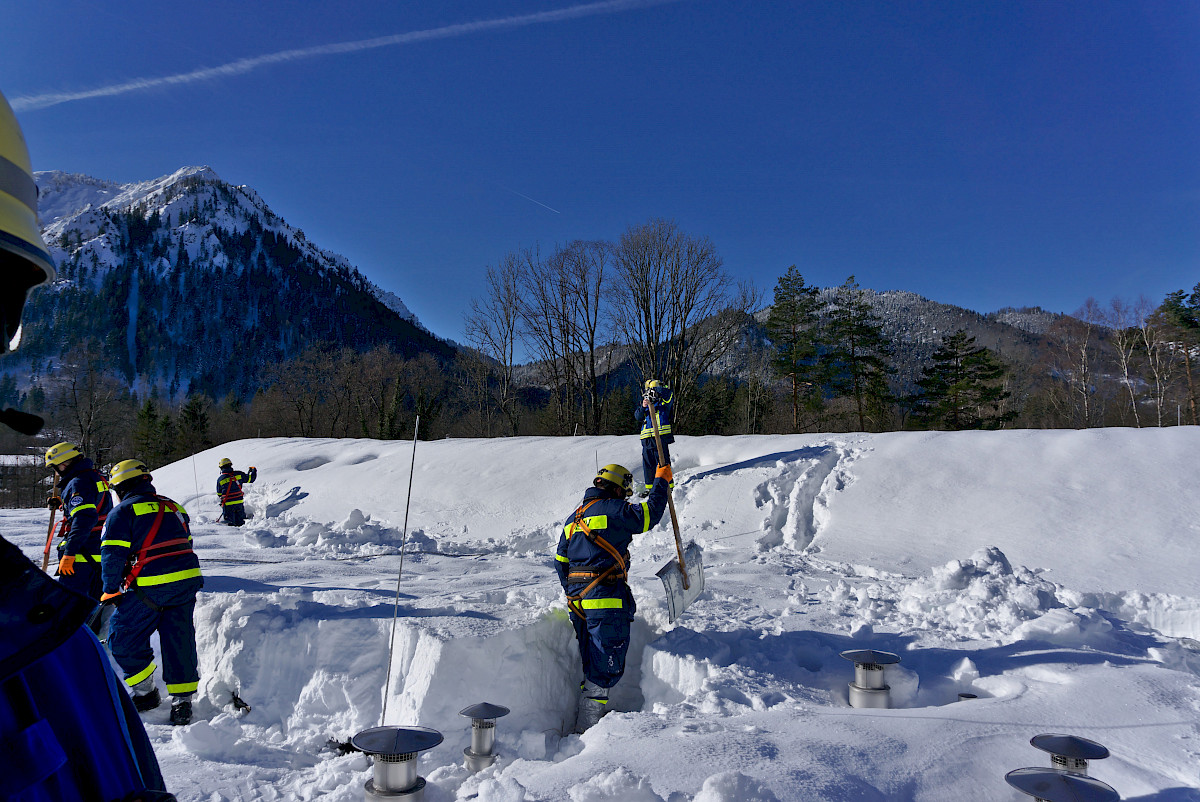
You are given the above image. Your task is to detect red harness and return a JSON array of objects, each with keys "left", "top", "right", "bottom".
[{"left": 123, "top": 497, "right": 193, "bottom": 590}]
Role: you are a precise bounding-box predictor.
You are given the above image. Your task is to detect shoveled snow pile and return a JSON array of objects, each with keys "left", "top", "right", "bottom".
[{"left": 4, "top": 428, "right": 1199, "bottom": 801}]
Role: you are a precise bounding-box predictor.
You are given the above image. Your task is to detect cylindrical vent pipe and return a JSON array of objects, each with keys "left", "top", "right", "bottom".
[
  {"left": 840, "top": 649, "right": 900, "bottom": 709},
  {"left": 460, "top": 702, "right": 510, "bottom": 773},
  {"left": 1004, "top": 768, "right": 1120, "bottom": 802},
  {"left": 1030, "top": 733, "right": 1111, "bottom": 777},
  {"left": 351, "top": 726, "right": 443, "bottom": 801}
]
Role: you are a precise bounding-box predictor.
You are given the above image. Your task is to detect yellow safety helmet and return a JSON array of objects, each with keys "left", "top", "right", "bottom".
[
  {"left": 0, "top": 90, "right": 55, "bottom": 355},
  {"left": 594, "top": 463, "right": 633, "bottom": 498},
  {"left": 45, "top": 441, "right": 82, "bottom": 466},
  {"left": 644, "top": 379, "right": 662, "bottom": 390},
  {"left": 218, "top": 457, "right": 232, "bottom": 468},
  {"left": 109, "top": 459, "right": 151, "bottom": 487}
]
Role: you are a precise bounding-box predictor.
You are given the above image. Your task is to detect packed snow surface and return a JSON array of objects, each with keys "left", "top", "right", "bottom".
[{"left": 6, "top": 429, "right": 1200, "bottom": 801}]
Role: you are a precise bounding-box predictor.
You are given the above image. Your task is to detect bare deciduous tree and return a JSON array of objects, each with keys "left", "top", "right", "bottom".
[
  {"left": 1042, "top": 300, "right": 1106, "bottom": 428},
  {"left": 465, "top": 253, "right": 523, "bottom": 436},
  {"left": 1105, "top": 297, "right": 1150, "bottom": 427},
  {"left": 50, "top": 342, "right": 131, "bottom": 464},
  {"left": 1136, "top": 304, "right": 1181, "bottom": 427},
  {"left": 611, "top": 219, "right": 757, "bottom": 429}
]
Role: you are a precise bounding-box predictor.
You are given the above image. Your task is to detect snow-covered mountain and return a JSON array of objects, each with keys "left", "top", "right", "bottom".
[{"left": 21, "top": 167, "right": 451, "bottom": 398}]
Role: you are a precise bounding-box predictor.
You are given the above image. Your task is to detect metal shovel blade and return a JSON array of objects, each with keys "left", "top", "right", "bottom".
[{"left": 656, "top": 541, "right": 705, "bottom": 623}]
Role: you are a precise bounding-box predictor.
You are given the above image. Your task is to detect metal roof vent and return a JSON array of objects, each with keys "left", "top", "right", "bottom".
[
  {"left": 840, "top": 648, "right": 900, "bottom": 709},
  {"left": 460, "top": 702, "right": 510, "bottom": 773},
  {"left": 1031, "top": 733, "right": 1111, "bottom": 777},
  {"left": 351, "top": 726, "right": 444, "bottom": 801},
  {"left": 1004, "top": 768, "right": 1120, "bottom": 802}
]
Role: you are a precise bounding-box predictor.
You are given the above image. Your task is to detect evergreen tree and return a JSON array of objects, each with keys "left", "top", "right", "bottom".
[
  {"left": 823, "top": 277, "right": 895, "bottom": 431},
  {"left": 134, "top": 399, "right": 175, "bottom": 467},
  {"left": 1156, "top": 283, "right": 1200, "bottom": 426},
  {"left": 765, "top": 265, "right": 822, "bottom": 431},
  {"left": 911, "top": 330, "right": 1015, "bottom": 430},
  {"left": 177, "top": 395, "right": 213, "bottom": 456}
]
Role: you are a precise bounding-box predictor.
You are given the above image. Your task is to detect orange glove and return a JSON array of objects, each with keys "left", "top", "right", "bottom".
[
  {"left": 655, "top": 464, "right": 674, "bottom": 483},
  {"left": 100, "top": 591, "right": 122, "bottom": 603},
  {"left": 56, "top": 555, "right": 76, "bottom": 575}
]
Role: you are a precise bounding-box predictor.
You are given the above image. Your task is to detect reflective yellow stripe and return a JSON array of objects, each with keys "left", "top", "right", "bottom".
[
  {"left": 641, "top": 502, "right": 650, "bottom": 532},
  {"left": 126, "top": 662, "right": 156, "bottom": 687},
  {"left": 103, "top": 539, "right": 132, "bottom": 549},
  {"left": 222, "top": 499, "right": 244, "bottom": 505},
  {"left": 555, "top": 553, "right": 569, "bottom": 563},
  {"left": 71, "top": 554, "right": 102, "bottom": 562},
  {"left": 135, "top": 567, "right": 202, "bottom": 586},
  {"left": 166, "top": 681, "right": 199, "bottom": 695},
  {"left": 579, "top": 598, "right": 623, "bottom": 610},
  {"left": 132, "top": 501, "right": 180, "bottom": 515},
  {"left": 564, "top": 515, "right": 608, "bottom": 537},
  {"left": 96, "top": 480, "right": 109, "bottom": 493},
  {"left": 68, "top": 503, "right": 97, "bottom": 517}
]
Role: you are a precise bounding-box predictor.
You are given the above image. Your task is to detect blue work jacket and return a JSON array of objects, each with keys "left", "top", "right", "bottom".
[
  {"left": 216, "top": 467, "right": 256, "bottom": 506},
  {"left": 56, "top": 457, "right": 113, "bottom": 560},
  {"left": 100, "top": 484, "right": 200, "bottom": 595},
  {"left": 555, "top": 478, "right": 670, "bottom": 609},
  {"left": 635, "top": 388, "right": 674, "bottom": 443}
]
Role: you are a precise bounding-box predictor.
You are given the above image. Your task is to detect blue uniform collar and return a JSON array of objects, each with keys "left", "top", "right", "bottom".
[{"left": 60, "top": 456, "right": 96, "bottom": 482}]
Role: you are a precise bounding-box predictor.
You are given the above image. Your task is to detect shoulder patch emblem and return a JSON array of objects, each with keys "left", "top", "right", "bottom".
[{"left": 69, "top": 495, "right": 85, "bottom": 508}]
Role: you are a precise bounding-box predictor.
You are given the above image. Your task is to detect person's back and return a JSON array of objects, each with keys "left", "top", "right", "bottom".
[
  {"left": 556, "top": 463, "right": 671, "bottom": 730},
  {"left": 101, "top": 460, "right": 204, "bottom": 725},
  {"left": 216, "top": 458, "right": 256, "bottom": 526}
]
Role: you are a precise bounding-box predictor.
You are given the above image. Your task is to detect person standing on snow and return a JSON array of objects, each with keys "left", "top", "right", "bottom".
[
  {"left": 556, "top": 462, "right": 672, "bottom": 731},
  {"left": 216, "top": 457, "right": 256, "bottom": 526},
  {"left": 634, "top": 379, "right": 674, "bottom": 496},
  {"left": 44, "top": 441, "right": 113, "bottom": 602},
  {"left": 0, "top": 87, "right": 172, "bottom": 798},
  {"left": 100, "top": 459, "right": 203, "bottom": 726}
]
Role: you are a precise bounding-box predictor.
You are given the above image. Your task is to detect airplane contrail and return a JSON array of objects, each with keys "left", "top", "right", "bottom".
[
  {"left": 501, "top": 185, "right": 562, "bottom": 215},
  {"left": 12, "top": 0, "right": 683, "bottom": 112}
]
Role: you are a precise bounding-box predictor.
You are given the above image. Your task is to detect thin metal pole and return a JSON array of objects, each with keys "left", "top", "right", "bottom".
[
  {"left": 381, "top": 416, "right": 420, "bottom": 725},
  {"left": 191, "top": 453, "right": 200, "bottom": 508}
]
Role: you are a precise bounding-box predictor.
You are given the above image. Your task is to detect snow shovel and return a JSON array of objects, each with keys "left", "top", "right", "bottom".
[{"left": 646, "top": 397, "right": 704, "bottom": 623}]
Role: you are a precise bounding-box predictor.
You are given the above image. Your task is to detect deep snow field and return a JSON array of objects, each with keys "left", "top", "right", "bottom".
[{"left": 6, "top": 429, "right": 1200, "bottom": 801}]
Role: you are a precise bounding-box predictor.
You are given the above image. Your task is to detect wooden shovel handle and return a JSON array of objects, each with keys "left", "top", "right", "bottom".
[
  {"left": 41, "top": 504, "right": 58, "bottom": 572},
  {"left": 648, "top": 398, "right": 689, "bottom": 590}
]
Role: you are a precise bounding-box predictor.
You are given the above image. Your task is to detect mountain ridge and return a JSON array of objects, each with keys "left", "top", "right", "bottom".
[{"left": 18, "top": 167, "right": 453, "bottom": 400}]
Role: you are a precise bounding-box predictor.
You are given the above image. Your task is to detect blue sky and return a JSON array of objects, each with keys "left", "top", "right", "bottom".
[{"left": 5, "top": 1, "right": 1198, "bottom": 340}]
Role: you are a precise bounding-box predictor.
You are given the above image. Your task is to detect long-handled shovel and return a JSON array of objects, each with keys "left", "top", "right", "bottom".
[
  {"left": 41, "top": 479, "right": 60, "bottom": 572},
  {"left": 647, "top": 397, "right": 704, "bottom": 623}
]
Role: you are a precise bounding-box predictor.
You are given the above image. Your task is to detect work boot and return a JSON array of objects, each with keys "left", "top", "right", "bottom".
[
  {"left": 169, "top": 696, "right": 193, "bottom": 726},
  {"left": 575, "top": 680, "right": 609, "bottom": 733},
  {"left": 133, "top": 687, "right": 161, "bottom": 712}
]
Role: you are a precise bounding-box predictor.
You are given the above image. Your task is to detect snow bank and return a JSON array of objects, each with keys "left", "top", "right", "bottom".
[{"left": 5, "top": 428, "right": 1199, "bottom": 800}]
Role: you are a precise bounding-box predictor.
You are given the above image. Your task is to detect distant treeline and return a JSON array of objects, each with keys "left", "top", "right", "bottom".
[{"left": 3, "top": 220, "right": 1197, "bottom": 509}]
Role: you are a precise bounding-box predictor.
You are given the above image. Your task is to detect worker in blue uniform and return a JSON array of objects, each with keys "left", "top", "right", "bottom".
[
  {"left": 0, "top": 87, "right": 174, "bottom": 799},
  {"left": 45, "top": 441, "right": 113, "bottom": 602},
  {"left": 634, "top": 379, "right": 674, "bottom": 495},
  {"left": 101, "top": 459, "right": 203, "bottom": 726},
  {"left": 216, "top": 457, "right": 256, "bottom": 526},
  {"left": 556, "top": 462, "right": 672, "bottom": 731}
]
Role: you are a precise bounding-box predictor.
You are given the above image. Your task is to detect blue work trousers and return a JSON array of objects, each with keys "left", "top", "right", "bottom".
[
  {"left": 221, "top": 503, "right": 246, "bottom": 527},
  {"left": 109, "top": 579, "right": 201, "bottom": 695},
  {"left": 568, "top": 587, "right": 636, "bottom": 689},
  {"left": 641, "top": 438, "right": 671, "bottom": 491}
]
